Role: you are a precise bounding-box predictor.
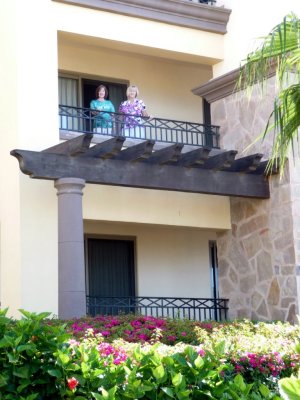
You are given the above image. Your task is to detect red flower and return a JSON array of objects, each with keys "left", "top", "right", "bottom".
[{"left": 67, "top": 377, "right": 79, "bottom": 391}]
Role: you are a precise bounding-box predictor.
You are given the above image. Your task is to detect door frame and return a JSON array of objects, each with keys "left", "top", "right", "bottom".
[
  {"left": 84, "top": 234, "right": 137, "bottom": 297},
  {"left": 59, "top": 70, "right": 129, "bottom": 108},
  {"left": 209, "top": 240, "right": 219, "bottom": 299}
]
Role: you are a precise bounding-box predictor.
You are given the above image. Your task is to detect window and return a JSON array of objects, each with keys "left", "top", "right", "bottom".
[
  {"left": 59, "top": 76, "right": 79, "bottom": 107},
  {"left": 58, "top": 74, "right": 128, "bottom": 134},
  {"left": 58, "top": 74, "right": 127, "bottom": 110},
  {"left": 209, "top": 241, "right": 219, "bottom": 299}
]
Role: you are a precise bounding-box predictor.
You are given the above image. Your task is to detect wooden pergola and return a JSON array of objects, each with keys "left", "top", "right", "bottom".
[
  {"left": 11, "top": 134, "right": 276, "bottom": 199},
  {"left": 10, "top": 134, "right": 277, "bottom": 319}
]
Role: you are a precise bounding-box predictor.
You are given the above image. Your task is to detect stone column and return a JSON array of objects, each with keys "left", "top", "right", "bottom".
[{"left": 54, "top": 178, "right": 86, "bottom": 319}]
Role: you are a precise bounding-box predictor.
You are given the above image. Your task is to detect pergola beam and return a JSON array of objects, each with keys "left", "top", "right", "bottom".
[{"left": 11, "top": 148, "right": 270, "bottom": 198}]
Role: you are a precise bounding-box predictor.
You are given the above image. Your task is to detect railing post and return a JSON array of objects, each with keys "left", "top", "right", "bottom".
[{"left": 89, "top": 109, "right": 93, "bottom": 133}]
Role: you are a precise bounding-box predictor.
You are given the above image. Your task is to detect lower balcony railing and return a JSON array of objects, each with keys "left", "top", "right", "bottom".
[
  {"left": 86, "top": 296, "right": 228, "bottom": 321},
  {"left": 59, "top": 105, "right": 220, "bottom": 148}
]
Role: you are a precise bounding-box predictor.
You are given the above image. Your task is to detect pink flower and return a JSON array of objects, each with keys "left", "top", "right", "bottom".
[
  {"left": 234, "top": 364, "right": 243, "bottom": 372},
  {"left": 98, "top": 343, "right": 114, "bottom": 356},
  {"left": 131, "top": 320, "right": 142, "bottom": 328},
  {"left": 67, "top": 377, "right": 79, "bottom": 391},
  {"left": 138, "top": 333, "right": 149, "bottom": 341},
  {"left": 181, "top": 331, "right": 187, "bottom": 336},
  {"left": 198, "top": 348, "right": 205, "bottom": 357},
  {"left": 155, "top": 319, "right": 166, "bottom": 327},
  {"left": 98, "top": 343, "right": 128, "bottom": 364},
  {"left": 101, "top": 330, "right": 110, "bottom": 337},
  {"left": 68, "top": 339, "right": 80, "bottom": 346},
  {"left": 113, "top": 350, "right": 127, "bottom": 364}
]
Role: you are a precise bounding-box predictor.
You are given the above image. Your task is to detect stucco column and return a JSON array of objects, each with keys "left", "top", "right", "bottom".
[{"left": 54, "top": 178, "right": 86, "bottom": 319}]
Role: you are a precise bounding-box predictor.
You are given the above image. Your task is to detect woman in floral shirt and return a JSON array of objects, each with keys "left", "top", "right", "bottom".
[{"left": 119, "top": 85, "right": 149, "bottom": 137}]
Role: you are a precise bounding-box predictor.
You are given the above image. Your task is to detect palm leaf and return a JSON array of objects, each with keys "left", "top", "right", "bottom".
[{"left": 237, "top": 13, "right": 300, "bottom": 176}]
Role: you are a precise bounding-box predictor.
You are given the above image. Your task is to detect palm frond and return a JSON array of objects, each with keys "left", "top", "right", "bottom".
[
  {"left": 237, "top": 13, "right": 300, "bottom": 177},
  {"left": 237, "top": 13, "right": 300, "bottom": 93},
  {"left": 263, "top": 83, "right": 300, "bottom": 176}
]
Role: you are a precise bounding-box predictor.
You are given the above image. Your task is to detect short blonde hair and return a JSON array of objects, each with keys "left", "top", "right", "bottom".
[{"left": 126, "top": 85, "right": 139, "bottom": 97}]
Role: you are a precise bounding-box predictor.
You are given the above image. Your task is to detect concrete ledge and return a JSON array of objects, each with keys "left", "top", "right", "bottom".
[
  {"left": 52, "top": 0, "right": 231, "bottom": 34},
  {"left": 192, "top": 63, "right": 277, "bottom": 103},
  {"left": 192, "top": 68, "right": 240, "bottom": 103}
]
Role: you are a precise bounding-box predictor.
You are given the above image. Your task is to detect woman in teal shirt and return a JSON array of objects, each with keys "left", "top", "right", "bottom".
[{"left": 90, "top": 85, "right": 115, "bottom": 132}]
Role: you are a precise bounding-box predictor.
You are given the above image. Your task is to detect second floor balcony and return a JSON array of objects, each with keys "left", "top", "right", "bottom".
[{"left": 59, "top": 105, "right": 220, "bottom": 149}]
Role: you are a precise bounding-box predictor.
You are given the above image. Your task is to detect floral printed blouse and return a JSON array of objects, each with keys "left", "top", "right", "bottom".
[{"left": 118, "top": 99, "right": 147, "bottom": 128}]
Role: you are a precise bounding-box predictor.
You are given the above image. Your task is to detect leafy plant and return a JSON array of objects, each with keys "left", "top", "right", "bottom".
[
  {"left": 0, "top": 311, "right": 300, "bottom": 398},
  {"left": 238, "top": 13, "right": 300, "bottom": 176},
  {"left": 279, "top": 373, "right": 300, "bottom": 400},
  {"left": 0, "top": 309, "right": 70, "bottom": 399}
]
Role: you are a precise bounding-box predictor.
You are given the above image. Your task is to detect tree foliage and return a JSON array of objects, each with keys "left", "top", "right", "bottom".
[{"left": 238, "top": 13, "right": 300, "bottom": 176}]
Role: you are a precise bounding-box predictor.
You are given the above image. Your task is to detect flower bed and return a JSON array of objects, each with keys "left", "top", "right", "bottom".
[
  {"left": 66, "top": 315, "right": 202, "bottom": 345},
  {"left": 0, "top": 310, "right": 300, "bottom": 399}
]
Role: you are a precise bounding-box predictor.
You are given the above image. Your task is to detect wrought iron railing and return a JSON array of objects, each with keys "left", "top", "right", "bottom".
[
  {"left": 86, "top": 296, "right": 228, "bottom": 321},
  {"left": 59, "top": 105, "right": 220, "bottom": 148},
  {"left": 186, "top": 0, "right": 216, "bottom": 4}
]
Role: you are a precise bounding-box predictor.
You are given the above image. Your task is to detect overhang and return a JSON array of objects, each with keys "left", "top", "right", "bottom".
[
  {"left": 11, "top": 135, "right": 277, "bottom": 199},
  {"left": 53, "top": 0, "right": 231, "bottom": 34}
]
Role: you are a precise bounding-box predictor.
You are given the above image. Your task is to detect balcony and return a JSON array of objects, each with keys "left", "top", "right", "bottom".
[
  {"left": 86, "top": 296, "right": 229, "bottom": 321},
  {"left": 59, "top": 105, "right": 220, "bottom": 149}
]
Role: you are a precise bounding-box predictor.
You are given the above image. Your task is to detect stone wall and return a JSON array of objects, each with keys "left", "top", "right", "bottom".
[{"left": 211, "top": 77, "right": 299, "bottom": 322}]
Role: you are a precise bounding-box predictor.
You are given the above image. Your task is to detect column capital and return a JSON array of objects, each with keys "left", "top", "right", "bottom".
[{"left": 54, "top": 177, "right": 86, "bottom": 195}]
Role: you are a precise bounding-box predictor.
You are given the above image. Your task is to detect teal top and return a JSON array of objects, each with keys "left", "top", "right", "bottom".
[{"left": 90, "top": 99, "right": 115, "bottom": 128}]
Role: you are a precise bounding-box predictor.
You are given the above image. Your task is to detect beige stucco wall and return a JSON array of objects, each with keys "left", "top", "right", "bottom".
[
  {"left": 0, "top": 0, "right": 20, "bottom": 315},
  {"left": 59, "top": 39, "right": 211, "bottom": 122},
  {"left": 84, "top": 185, "right": 230, "bottom": 230},
  {"left": 290, "top": 156, "right": 300, "bottom": 266},
  {"left": 289, "top": 155, "right": 300, "bottom": 312},
  {"left": 0, "top": 0, "right": 229, "bottom": 316},
  {"left": 54, "top": 2, "right": 224, "bottom": 65},
  {"left": 84, "top": 220, "right": 216, "bottom": 298},
  {"left": 214, "top": 0, "right": 300, "bottom": 77},
  {"left": 1, "top": 0, "right": 59, "bottom": 316}
]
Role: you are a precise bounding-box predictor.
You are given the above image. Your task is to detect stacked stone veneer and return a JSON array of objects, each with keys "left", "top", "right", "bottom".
[{"left": 211, "top": 76, "right": 300, "bottom": 322}]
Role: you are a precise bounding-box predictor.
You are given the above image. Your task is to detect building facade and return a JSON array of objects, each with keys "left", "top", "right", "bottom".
[{"left": 1, "top": 0, "right": 300, "bottom": 321}]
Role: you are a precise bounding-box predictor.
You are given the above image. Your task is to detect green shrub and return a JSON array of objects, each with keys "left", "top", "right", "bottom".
[
  {"left": 37, "top": 333, "right": 282, "bottom": 399},
  {"left": 0, "top": 308, "right": 70, "bottom": 399},
  {"left": 0, "top": 311, "right": 299, "bottom": 399}
]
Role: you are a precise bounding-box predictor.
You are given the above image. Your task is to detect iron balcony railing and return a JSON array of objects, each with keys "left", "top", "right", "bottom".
[
  {"left": 59, "top": 105, "right": 220, "bottom": 148},
  {"left": 186, "top": 0, "right": 216, "bottom": 4},
  {"left": 86, "top": 296, "right": 228, "bottom": 321}
]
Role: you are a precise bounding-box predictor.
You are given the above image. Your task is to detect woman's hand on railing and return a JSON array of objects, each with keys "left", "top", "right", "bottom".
[
  {"left": 91, "top": 109, "right": 100, "bottom": 117},
  {"left": 143, "top": 115, "right": 154, "bottom": 123}
]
